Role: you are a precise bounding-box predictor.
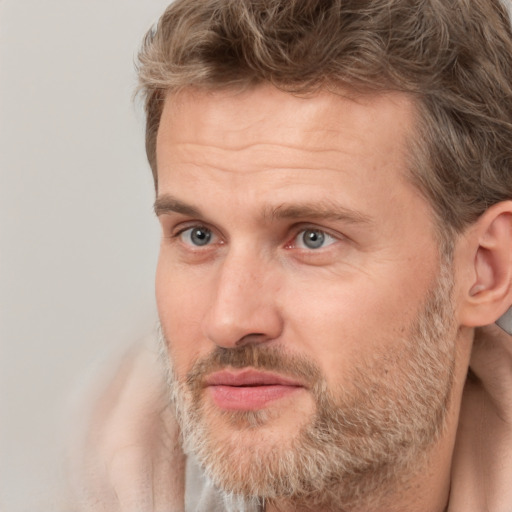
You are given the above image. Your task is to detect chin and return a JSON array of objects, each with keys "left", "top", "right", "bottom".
[{"left": 175, "top": 389, "right": 317, "bottom": 497}]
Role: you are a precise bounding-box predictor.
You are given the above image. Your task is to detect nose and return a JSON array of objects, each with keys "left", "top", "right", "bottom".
[{"left": 201, "top": 249, "right": 283, "bottom": 349}]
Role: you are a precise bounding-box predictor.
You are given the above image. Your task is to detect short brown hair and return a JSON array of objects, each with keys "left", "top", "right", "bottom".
[{"left": 137, "top": 0, "right": 512, "bottom": 233}]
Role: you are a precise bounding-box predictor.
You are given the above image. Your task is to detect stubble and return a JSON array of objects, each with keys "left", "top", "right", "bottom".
[{"left": 158, "top": 260, "right": 456, "bottom": 510}]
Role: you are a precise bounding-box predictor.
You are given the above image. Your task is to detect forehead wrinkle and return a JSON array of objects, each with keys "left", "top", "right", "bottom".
[
  {"left": 171, "top": 140, "right": 353, "bottom": 158},
  {"left": 165, "top": 141, "right": 363, "bottom": 178}
]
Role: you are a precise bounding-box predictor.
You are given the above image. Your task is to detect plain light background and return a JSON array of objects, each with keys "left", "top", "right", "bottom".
[
  {"left": 2, "top": 1, "right": 512, "bottom": 512},
  {"left": 0, "top": 1, "right": 172, "bottom": 510}
]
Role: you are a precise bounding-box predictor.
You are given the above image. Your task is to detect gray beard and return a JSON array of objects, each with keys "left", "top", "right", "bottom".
[{"left": 158, "top": 261, "right": 456, "bottom": 511}]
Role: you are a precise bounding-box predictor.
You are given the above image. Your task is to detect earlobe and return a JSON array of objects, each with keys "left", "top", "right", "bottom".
[{"left": 459, "top": 201, "right": 512, "bottom": 328}]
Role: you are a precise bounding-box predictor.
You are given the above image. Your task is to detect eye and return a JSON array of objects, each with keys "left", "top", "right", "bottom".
[
  {"left": 179, "top": 226, "right": 214, "bottom": 247},
  {"left": 293, "top": 229, "right": 336, "bottom": 250}
]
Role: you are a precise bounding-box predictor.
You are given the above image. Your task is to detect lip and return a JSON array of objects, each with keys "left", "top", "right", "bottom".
[
  {"left": 204, "top": 369, "right": 305, "bottom": 411},
  {"left": 205, "top": 369, "right": 305, "bottom": 387}
]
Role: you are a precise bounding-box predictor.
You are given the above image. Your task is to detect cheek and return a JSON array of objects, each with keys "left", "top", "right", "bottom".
[
  {"left": 281, "top": 285, "right": 379, "bottom": 380},
  {"left": 282, "top": 266, "right": 436, "bottom": 384},
  {"left": 156, "top": 258, "right": 208, "bottom": 374}
]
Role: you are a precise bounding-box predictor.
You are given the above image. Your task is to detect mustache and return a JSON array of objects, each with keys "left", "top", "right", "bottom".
[{"left": 185, "top": 343, "right": 322, "bottom": 391}]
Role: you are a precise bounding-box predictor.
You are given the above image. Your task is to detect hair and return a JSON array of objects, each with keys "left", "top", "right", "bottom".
[{"left": 137, "top": 0, "right": 512, "bottom": 234}]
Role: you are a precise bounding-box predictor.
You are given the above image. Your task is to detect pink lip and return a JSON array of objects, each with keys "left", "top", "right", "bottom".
[
  {"left": 205, "top": 369, "right": 305, "bottom": 411},
  {"left": 205, "top": 369, "right": 305, "bottom": 387}
]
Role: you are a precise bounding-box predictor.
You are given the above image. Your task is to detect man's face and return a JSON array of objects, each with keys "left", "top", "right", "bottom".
[{"left": 155, "top": 86, "right": 458, "bottom": 505}]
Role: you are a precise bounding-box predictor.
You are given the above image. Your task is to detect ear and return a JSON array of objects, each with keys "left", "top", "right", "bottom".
[{"left": 459, "top": 201, "right": 512, "bottom": 328}]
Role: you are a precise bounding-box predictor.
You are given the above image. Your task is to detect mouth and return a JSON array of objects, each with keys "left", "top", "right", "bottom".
[{"left": 204, "top": 369, "right": 305, "bottom": 411}]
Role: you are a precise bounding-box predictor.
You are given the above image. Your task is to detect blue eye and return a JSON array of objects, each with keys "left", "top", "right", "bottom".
[
  {"left": 180, "top": 226, "right": 213, "bottom": 246},
  {"left": 295, "top": 229, "right": 335, "bottom": 250}
]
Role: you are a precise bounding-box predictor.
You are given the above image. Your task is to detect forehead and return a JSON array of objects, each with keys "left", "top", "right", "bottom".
[
  {"left": 156, "top": 85, "right": 416, "bottom": 166},
  {"left": 155, "top": 85, "right": 426, "bottom": 230}
]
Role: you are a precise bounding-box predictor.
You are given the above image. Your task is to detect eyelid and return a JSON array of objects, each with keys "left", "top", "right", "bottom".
[
  {"left": 172, "top": 223, "right": 223, "bottom": 249},
  {"left": 168, "top": 219, "right": 212, "bottom": 237},
  {"left": 164, "top": 218, "right": 346, "bottom": 252},
  {"left": 286, "top": 225, "right": 343, "bottom": 250}
]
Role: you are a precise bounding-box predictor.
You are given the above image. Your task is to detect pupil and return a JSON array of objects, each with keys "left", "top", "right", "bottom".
[
  {"left": 191, "top": 228, "right": 211, "bottom": 246},
  {"left": 303, "top": 230, "right": 324, "bottom": 249}
]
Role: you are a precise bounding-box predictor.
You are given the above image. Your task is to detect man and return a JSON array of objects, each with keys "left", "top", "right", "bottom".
[{"left": 73, "top": 0, "right": 512, "bottom": 511}]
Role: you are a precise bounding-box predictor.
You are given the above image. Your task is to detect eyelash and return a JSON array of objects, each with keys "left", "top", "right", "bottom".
[
  {"left": 174, "top": 225, "right": 220, "bottom": 247},
  {"left": 170, "top": 223, "right": 341, "bottom": 252},
  {"left": 288, "top": 228, "right": 337, "bottom": 250}
]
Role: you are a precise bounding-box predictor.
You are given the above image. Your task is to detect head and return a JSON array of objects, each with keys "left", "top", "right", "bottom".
[{"left": 138, "top": 0, "right": 512, "bottom": 509}]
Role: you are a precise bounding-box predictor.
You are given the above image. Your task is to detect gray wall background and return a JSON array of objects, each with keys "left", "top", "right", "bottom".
[
  {"left": 1, "top": 1, "right": 511, "bottom": 511},
  {"left": 0, "top": 1, "right": 171, "bottom": 510}
]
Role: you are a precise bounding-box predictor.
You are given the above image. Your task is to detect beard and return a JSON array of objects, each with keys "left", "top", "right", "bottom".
[{"left": 158, "top": 259, "right": 457, "bottom": 510}]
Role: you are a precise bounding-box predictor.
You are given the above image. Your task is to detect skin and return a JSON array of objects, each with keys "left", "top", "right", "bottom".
[{"left": 154, "top": 85, "right": 475, "bottom": 511}]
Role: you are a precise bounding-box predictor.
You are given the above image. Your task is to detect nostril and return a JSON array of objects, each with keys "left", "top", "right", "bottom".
[
  {"left": 203, "top": 296, "right": 283, "bottom": 348},
  {"left": 235, "top": 333, "right": 267, "bottom": 346}
]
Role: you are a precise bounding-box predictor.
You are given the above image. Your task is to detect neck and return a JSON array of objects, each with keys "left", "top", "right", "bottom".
[{"left": 449, "top": 325, "right": 512, "bottom": 510}]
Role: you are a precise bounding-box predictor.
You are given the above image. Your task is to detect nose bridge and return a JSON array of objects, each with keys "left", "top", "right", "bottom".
[{"left": 203, "top": 244, "right": 282, "bottom": 347}]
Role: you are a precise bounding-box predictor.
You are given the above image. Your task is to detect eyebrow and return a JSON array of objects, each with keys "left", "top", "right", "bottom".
[
  {"left": 268, "top": 202, "right": 373, "bottom": 225},
  {"left": 154, "top": 195, "right": 202, "bottom": 217},
  {"left": 154, "top": 193, "right": 373, "bottom": 226}
]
